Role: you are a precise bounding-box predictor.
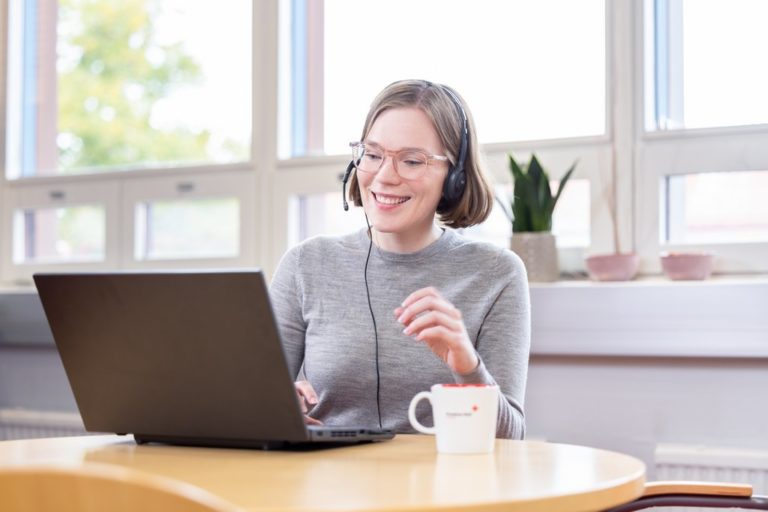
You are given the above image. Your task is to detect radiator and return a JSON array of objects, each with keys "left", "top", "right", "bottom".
[
  {"left": 655, "top": 443, "right": 768, "bottom": 509},
  {"left": 0, "top": 408, "right": 87, "bottom": 440}
]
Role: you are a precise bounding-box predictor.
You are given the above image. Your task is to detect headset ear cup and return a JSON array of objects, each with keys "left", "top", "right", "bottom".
[
  {"left": 453, "top": 169, "right": 467, "bottom": 200},
  {"left": 439, "top": 166, "right": 466, "bottom": 211}
]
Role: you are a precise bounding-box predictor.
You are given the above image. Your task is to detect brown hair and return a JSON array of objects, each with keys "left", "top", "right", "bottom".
[{"left": 348, "top": 79, "right": 494, "bottom": 228}]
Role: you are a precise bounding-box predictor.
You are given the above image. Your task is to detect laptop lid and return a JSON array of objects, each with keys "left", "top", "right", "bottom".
[{"left": 33, "top": 270, "right": 392, "bottom": 448}]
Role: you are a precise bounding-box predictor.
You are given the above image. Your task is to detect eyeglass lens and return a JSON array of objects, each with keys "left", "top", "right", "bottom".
[{"left": 353, "top": 145, "right": 430, "bottom": 179}]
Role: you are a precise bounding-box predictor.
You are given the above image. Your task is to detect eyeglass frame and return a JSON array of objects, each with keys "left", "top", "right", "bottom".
[{"left": 349, "top": 141, "right": 449, "bottom": 179}]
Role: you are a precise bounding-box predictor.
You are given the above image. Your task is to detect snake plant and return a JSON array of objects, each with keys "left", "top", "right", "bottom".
[{"left": 506, "top": 153, "right": 576, "bottom": 233}]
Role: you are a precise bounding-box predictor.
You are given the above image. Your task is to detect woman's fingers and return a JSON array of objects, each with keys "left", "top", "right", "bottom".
[
  {"left": 400, "top": 286, "right": 440, "bottom": 310},
  {"left": 294, "top": 381, "right": 322, "bottom": 424},
  {"left": 294, "top": 380, "right": 318, "bottom": 414},
  {"left": 402, "top": 310, "right": 462, "bottom": 338},
  {"left": 295, "top": 380, "right": 318, "bottom": 404},
  {"left": 397, "top": 293, "right": 461, "bottom": 327}
]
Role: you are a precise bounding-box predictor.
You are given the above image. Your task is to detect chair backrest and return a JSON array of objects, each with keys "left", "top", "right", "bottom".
[
  {"left": 0, "top": 463, "right": 243, "bottom": 512},
  {"left": 603, "top": 480, "right": 768, "bottom": 512}
]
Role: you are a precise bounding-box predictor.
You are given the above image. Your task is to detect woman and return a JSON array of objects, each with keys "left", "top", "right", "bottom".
[{"left": 270, "top": 79, "right": 530, "bottom": 438}]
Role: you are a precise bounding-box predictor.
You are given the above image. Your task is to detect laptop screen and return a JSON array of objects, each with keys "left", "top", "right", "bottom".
[{"left": 34, "top": 270, "right": 314, "bottom": 446}]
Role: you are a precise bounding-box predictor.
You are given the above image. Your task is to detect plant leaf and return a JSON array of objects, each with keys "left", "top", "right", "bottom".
[
  {"left": 508, "top": 154, "right": 525, "bottom": 181},
  {"left": 509, "top": 154, "right": 533, "bottom": 231},
  {"left": 512, "top": 175, "right": 533, "bottom": 232},
  {"left": 529, "top": 155, "right": 552, "bottom": 210}
]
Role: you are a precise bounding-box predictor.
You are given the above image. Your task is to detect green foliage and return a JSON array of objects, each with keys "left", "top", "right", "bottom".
[
  {"left": 508, "top": 153, "right": 576, "bottom": 232},
  {"left": 57, "top": 0, "right": 211, "bottom": 171}
]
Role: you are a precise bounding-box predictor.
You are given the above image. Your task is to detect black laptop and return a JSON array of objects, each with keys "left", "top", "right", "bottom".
[{"left": 33, "top": 270, "right": 394, "bottom": 448}]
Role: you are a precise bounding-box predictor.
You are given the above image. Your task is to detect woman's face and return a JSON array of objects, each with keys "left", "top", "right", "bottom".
[{"left": 356, "top": 107, "right": 449, "bottom": 242}]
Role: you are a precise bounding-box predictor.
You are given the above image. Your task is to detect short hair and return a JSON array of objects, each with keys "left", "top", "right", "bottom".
[{"left": 347, "top": 79, "right": 494, "bottom": 229}]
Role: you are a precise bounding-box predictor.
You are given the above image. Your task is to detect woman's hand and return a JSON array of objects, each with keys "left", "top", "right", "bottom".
[
  {"left": 395, "top": 287, "right": 479, "bottom": 375},
  {"left": 294, "top": 380, "right": 323, "bottom": 425}
]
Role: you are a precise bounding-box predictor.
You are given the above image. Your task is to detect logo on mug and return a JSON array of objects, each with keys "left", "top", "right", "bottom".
[{"left": 446, "top": 404, "right": 479, "bottom": 418}]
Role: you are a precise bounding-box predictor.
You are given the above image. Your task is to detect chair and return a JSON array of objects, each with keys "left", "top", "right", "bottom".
[
  {"left": 0, "top": 463, "right": 243, "bottom": 512},
  {"left": 603, "top": 481, "right": 768, "bottom": 511}
]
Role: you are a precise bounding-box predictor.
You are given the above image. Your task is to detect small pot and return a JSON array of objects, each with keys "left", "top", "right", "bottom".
[
  {"left": 510, "top": 232, "right": 559, "bottom": 282},
  {"left": 660, "top": 252, "right": 713, "bottom": 280},
  {"left": 585, "top": 253, "right": 640, "bottom": 281}
]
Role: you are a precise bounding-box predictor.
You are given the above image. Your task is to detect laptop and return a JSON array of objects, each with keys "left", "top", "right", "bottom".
[{"left": 33, "top": 270, "right": 395, "bottom": 449}]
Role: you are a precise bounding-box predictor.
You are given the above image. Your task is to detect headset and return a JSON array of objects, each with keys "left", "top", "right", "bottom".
[
  {"left": 342, "top": 80, "right": 469, "bottom": 212},
  {"left": 435, "top": 83, "right": 469, "bottom": 213},
  {"left": 339, "top": 81, "right": 470, "bottom": 429}
]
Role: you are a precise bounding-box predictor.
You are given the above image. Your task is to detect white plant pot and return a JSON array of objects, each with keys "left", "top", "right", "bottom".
[{"left": 510, "top": 232, "right": 559, "bottom": 282}]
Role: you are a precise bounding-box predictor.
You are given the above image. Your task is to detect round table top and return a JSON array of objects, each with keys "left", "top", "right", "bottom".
[{"left": 0, "top": 434, "right": 645, "bottom": 512}]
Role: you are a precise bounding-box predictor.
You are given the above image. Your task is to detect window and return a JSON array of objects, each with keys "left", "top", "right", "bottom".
[
  {"left": 638, "top": 0, "right": 768, "bottom": 273},
  {"left": 121, "top": 171, "right": 257, "bottom": 268},
  {"left": 664, "top": 171, "right": 768, "bottom": 245},
  {"left": 287, "top": 193, "right": 367, "bottom": 247},
  {"left": 646, "top": 0, "right": 768, "bottom": 131},
  {"left": 3, "top": 0, "right": 767, "bottom": 285},
  {"left": 13, "top": 204, "right": 105, "bottom": 264},
  {"left": 2, "top": 0, "right": 255, "bottom": 282},
  {"left": 280, "top": 0, "right": 606, "bottom": 158},
  {"left": 5, "top": 0, "right": 251, "bottom": 179},
  {"left": 134, "top": 198, "right": 240, "bottom": 261}
]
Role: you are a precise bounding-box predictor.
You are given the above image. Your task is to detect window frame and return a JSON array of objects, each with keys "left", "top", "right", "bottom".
[
  {"left": 1, "top": 178, "right": 121, "bottom": 281},
  {"left": 0, "top": 0, "right": 766, "bottom": 287},
  {"left": 634, "top": 0, "right": 768, "bottom": 274},
  {"left": 120, "top": 169, "right": 258, "bottom": 270},
  {"left": 0, "top": 0, "right": 273, "bottom": 284}
]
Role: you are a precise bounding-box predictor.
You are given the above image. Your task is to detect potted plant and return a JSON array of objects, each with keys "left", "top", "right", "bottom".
[{"left": 502, "top": 153, "right": 576, "bottom": 282}]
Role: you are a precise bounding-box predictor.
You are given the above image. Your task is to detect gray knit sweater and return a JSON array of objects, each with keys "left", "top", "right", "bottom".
[{"left": 269, "top": 228, "right": 530, "bottom": 439}]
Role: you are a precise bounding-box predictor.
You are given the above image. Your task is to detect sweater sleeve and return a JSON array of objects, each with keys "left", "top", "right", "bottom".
[
  {"left": 452, "top": 251, "right": 531, "bottom": 439},
  {"left": 268, "top": 245, "right": 306, "bottom": 380}
]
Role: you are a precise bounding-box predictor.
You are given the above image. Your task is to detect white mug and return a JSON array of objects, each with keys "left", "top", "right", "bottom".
[{"left": 408, "top": 383, "right": 499, "bottom": 454}]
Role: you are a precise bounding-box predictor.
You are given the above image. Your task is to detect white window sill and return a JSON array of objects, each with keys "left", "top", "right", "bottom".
[{"left": 530, "top": 275, "right": 768, "bottom": 358}]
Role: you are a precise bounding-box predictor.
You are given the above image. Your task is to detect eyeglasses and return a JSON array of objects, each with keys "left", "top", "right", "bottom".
[{"left": 349, "top": 142, "right": 448, "bottom": 180}]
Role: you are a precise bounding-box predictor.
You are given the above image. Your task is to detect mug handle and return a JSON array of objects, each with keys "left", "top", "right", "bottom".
[{"left": 408, "top": 391, "right": 436, "bottom": 435}]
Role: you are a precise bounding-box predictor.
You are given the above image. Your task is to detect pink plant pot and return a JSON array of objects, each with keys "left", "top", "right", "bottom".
[
  {"left": 585, "top": 253, "right": 640, "bottom": 281},
  {"left": 660, "top": 252, "right": 714, "bottom": 280}
]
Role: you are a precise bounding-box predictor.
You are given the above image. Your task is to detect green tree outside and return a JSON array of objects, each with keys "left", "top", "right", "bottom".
[{"left": 57, "top": 0, "right": 211, "bottom": 171}]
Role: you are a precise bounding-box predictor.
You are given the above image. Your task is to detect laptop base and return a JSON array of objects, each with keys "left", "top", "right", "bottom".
[{"left": 133, "top": 429, "right": 395, "bottom": 451}]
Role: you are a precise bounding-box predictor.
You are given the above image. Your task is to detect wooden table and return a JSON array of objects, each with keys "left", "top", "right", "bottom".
[{"left": 0, "top": 434, "right": 645, "bottom": 511}]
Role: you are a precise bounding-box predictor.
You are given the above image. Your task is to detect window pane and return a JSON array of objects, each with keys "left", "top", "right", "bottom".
[
  {"left": 13, "top": 205, "right": 105, "bottom": 263},
  {"left": 664, "top": 171, "right": 768, "bottom": 244},
  {"left": 288, "top": 193, "right": 367, "bottom": 247},
  {"left": 280, "top": 0, "right": 606, "bottom": 157},
  {"left": 134, "top": 198, "right": 240, "bottom": 260},
  {"left": 552, "top": 179, "right": 591, "bottom": 247},
  {"left": 683, "top": 0, "right": 768, "bottom": 129},
  {"left": 6, "top": 0, "right": 251, "bottom": 178},
  {"left": 648, "top": 0, "right": 768, "bottom": 130}
]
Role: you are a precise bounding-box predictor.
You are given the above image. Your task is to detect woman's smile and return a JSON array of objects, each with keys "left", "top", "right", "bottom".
[{"left": 372, "top": 191, "right": 411, "bottom": 207}]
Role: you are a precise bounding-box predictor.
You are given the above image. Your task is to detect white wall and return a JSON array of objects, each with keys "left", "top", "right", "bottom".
[
  {"left": 524, "top": 278, "right": 768, "bottom": 478},
  {"left": 526, "top": 355, "right": 768, "bottom": 479}
]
